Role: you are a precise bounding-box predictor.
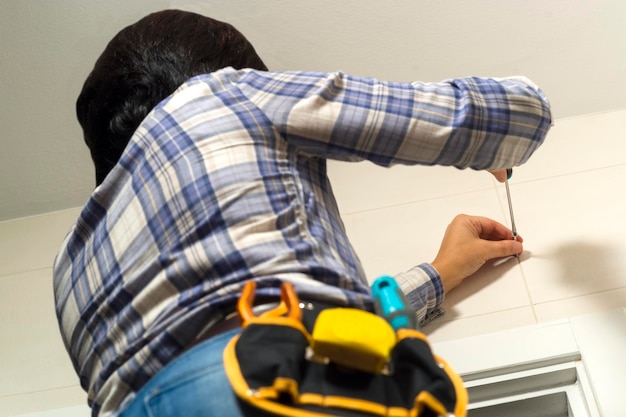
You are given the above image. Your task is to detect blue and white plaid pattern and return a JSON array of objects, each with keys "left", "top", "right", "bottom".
[{"left": 53, "top": 68, "right": 551, "bottom": 416}]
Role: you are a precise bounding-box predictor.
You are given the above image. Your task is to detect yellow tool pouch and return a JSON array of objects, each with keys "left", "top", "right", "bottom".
[{"left": 223, "top": 282, "right": 468, "bottom": 417}]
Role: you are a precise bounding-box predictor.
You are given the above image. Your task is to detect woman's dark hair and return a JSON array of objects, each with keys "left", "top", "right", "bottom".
[{"left": 77, "top": 9, "right": 268, "bottom": 185}]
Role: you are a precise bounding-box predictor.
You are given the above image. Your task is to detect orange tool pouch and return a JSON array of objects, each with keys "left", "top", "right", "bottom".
[{"left": 223, "top": 282, "right": 468, "bottom": 417}]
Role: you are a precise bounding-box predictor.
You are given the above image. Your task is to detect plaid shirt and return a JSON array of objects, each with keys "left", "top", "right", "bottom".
[{"left": 53, "top": 68, "right": 551, "bottom": 416}]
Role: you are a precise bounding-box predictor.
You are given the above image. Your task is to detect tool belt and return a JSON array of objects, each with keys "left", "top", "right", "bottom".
[{"left": 223, "top": 281, "right": 468, "bottom": 417}]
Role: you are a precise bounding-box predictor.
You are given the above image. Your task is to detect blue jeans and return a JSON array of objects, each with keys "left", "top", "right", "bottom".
[{"left": 117, "top": 328, "right": 267, "bottom": 417}]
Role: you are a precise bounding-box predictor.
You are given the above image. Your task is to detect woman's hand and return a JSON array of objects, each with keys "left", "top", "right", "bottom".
[{"left": 431, "top": 214, "right": 522, "bottom": 293}]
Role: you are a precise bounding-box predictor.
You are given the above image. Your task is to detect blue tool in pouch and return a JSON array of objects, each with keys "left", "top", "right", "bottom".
[{"left": 371, "top": 275, "right": 419, "bottom": 330}]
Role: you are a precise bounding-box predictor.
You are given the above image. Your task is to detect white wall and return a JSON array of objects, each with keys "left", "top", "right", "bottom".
[
  {"left": 0, "top": 0, "right": 168, "bottom": 221},
  {"left": 0, "top": 208, "right": 89, "bottom": 416},
  {"left": 9, "top": 406, "right": 87, "bottom": 417},
  {"left": 2, "top": 0, "right": 626, "bottom": 221},
  {"left": 174, "top": 0, "right": 626, "bottom": 118}
]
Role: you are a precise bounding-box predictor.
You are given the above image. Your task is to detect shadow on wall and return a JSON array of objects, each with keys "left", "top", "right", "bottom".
[
  {"left": 546, "top": 241, "right": 616, "bottom": 287},
  {"left": 428, "top": 254, "right": 521, "bottom": 323},
  {"left": 422, "top": 240, "right": 618, "bottom": 329}
]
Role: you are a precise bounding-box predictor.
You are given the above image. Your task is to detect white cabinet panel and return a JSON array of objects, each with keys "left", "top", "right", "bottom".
[{"left": 433, "top": 308, "right": 625, "bottom": 417}]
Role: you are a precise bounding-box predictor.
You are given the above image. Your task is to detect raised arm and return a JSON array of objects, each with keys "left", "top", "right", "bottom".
[{"left": 240, "top": 70, "right": 552, "bottom": 170}]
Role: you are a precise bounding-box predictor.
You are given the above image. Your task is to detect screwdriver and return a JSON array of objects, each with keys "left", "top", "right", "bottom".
[
  {"left": 371, "top": 275, "right": 418, "bottom": 331},
  {"left": 504, "top": 168, "right": 518, "bottom": 241}
]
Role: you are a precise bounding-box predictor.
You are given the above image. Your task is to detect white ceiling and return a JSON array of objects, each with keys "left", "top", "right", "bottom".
[{"left": 2, "top": 0, "right": 626, "bottom": 222}]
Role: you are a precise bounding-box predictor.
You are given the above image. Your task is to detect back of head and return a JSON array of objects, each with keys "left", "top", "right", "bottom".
[{"left": 77, "top": 9, "right": 268, "bottom": 185}]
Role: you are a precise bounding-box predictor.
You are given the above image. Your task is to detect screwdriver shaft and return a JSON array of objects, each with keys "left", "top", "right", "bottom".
[{"left": 504, "top": 178, "right": 518, "bottom": 240}]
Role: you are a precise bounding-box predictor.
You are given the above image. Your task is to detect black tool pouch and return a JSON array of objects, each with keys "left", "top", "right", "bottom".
[{"left": 223, "top": 282, "right": 467, "bottom": 417}]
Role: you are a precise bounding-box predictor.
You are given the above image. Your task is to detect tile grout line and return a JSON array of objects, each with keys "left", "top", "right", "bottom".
[
  {"left": 532, "top": 285, "right": 626, "bottom": 307},
  {"left": 338, "top": 160, "right": 626, "bottom": 217},
  {"left": 423, "top": 305, "right": 535, "bottom": 326},
  {"left": 0, "top": 384, "right": 82, "bottom": 399},
  {"left": 517, "top": 259, "right": 539, "bottom": 323},
  {"left": 508, "top": 161, "right": 626, "bottom": 187},
  {"left": 338, "top": 185, "right": 496, "bottom": 216},
  {"left": 0, "top": 266, "right": 53, "bottom": 280},
  {"left": 553, "top": 106, "right": 626, "bottom": 121},
  {"left": 494, "top": 176, "right": 540, "bottom": 323},
  {"left": 0, "top": 206, "right": 82, "bottom": 225}
]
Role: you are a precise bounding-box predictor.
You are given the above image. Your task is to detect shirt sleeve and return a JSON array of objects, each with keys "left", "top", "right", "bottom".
[
  {"left": 394, "top": 263, "right": 445, "bottom": 326},
  {"left": 239, "top": 70, "right": 552, "bottom": 171}
]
